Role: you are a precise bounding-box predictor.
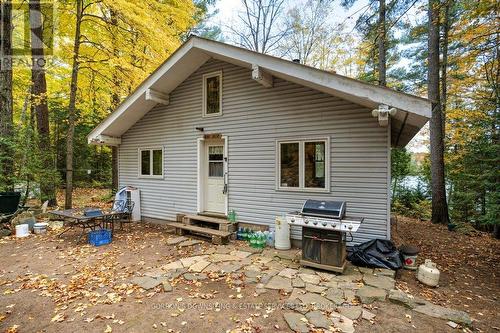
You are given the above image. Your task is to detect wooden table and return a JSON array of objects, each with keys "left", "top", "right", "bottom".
[{"left": 50, "top": 209, "right": 123, "bottom": 243}]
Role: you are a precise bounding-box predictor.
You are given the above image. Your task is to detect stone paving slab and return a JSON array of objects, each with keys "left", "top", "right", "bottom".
[
  {"left": 265, "top": 275, "right": 292, "bottom": 292},
  {"left": 178, "top": 239, "right": 203, "bottom": 247},
  {"left": 189, "top": 260, "right": 211, "bottom": 273},
  {"left": 130, "top": 276, "right": 162, "bottom": 290},
  {"left": 305, "top": 310, "right": 331, "bottom": 329},
  {"left": 337, "top": 305, "right": 362, "bottom": 320},
  {"left": 356, "top": 285, "right": 387, "bottom": 304},
  {"left": 278, "top": 268, "right": 298, "bottom": 279},
  {"left": 161, "top": 260, "right": 183, "bottom": 271},
  {"left": 413, "top": 303, "right": 472, "bottom": 326},
  {"left": 166, "top": 236, "right": 188, "bottom": 245},
  {"left": 298, "top": 273, "right": 320, "bottom": 285},
  {"left": 330, "top": 312, "right": 355, "bottom": 333},
  {"left": 283, "top": 312, "right": 309, "bottom": 333},
  {"left": 363, "top": 274, "right": 395, "bottom": 290}
]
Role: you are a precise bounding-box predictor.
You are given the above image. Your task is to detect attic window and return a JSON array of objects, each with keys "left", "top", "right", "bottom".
[{"left": 202, "top": 71, "right": 222, "bottom": 117}]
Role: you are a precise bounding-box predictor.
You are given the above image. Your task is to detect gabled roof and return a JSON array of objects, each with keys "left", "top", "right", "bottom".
[{"left": 88, "top": 36, "right": 431, "bottom": 147}]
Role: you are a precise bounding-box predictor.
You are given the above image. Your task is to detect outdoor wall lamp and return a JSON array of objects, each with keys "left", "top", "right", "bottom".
[{"left": 372, "top": 104, "right": 397, "bottom": 127}]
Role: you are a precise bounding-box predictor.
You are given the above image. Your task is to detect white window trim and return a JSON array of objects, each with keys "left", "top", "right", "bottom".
[
  {"left": 276, "top": 137, "right": 330, "bottom": 193},
  {"left": 138, "top": 147, "right": 164, "bottom": 179},
  {"left": 202, "top": 71, "right": 223, "bottom": 117}
]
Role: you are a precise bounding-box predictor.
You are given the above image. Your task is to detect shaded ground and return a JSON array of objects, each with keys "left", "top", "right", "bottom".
[{"left": 392, "top": 215, "right": 500, "bottom": 332}]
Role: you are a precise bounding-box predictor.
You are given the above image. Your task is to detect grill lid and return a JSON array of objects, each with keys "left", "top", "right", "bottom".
[{"left": 301, "top": 199, "right": 346, "bottom": 219}]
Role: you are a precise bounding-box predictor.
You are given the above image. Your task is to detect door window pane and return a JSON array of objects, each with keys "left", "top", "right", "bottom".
[
  {"left": 305, "top": 141, "right": 325, "bottom": 188},
  {"left": 208, "top": 146, "right": 223, "bottom": 177},
  {"left": 209, "top": 162, "right": 224, "bottom": 177},
  {"left": 152, "top": 149, "right": 163, "bottom": 175},
  {"left": 141, "top": 150, "right": 150, "bottom": 175},
  {"left": 280, "top": 142, "right": 299, "bottom": 187},
  {"left": 206, "top": 75, "right": 220, "bottom": 114}
]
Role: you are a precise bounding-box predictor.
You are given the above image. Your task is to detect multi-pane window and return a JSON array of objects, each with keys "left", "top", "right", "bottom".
[
  {"left": 203, "top": 71, "right": 222, "bottom": 116},
  {"left": 139, "top": 148, "right": 163, "bottom": 177},
  {"left": 278, "top": 139, "right": 329, "bottom": 191}
]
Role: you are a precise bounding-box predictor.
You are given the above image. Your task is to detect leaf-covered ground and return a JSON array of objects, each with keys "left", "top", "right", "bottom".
[
  {"left": 1, "top": 190, "right": 498, "bottom": 332},
  {"left": 392, "top": 216, "right": 500, "bottom": 332}
]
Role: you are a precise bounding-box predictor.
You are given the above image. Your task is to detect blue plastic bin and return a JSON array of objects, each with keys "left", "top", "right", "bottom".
[{"left": 88, "top": 229, "right": 112, "bottom": 246}]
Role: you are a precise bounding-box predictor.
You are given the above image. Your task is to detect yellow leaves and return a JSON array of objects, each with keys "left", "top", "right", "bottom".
[
  {"left": 51, "top": 313, "right": 66, "bottom": 322},
  {"left": 104, "top": 324, "right": 112, "bottom": 333}
]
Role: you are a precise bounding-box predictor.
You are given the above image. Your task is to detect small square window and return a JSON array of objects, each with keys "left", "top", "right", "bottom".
[
  {"left": 203, "top": 71, "right": 222, "bottom": 116},
  {"left": 139, "top": 148, "right": 164, "bottom": 178}
]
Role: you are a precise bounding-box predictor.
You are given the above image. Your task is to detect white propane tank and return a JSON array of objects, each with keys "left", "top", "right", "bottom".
[
  {"left": 274, "top": 215, "right": 290, "bottom": 250},
  {"left": 417, "top": 259, "right": 440, "bottom": 287}
]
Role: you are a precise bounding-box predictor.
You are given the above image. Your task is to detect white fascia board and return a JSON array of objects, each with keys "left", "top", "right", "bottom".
[
  {"left": 87, "top": 38, "right": 196, "bottom": 142},
  {"left": 193, "top": 38, "right": 431, "bottom": 118}
]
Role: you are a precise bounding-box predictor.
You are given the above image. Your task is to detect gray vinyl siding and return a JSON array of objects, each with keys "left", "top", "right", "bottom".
[{"left": 119, "top": 59, "right": 390, "bottom": 244}]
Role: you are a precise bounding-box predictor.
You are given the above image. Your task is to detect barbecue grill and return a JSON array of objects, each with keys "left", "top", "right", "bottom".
[{"left": 286, "top": 199, "right": 364, "bottom": 273}]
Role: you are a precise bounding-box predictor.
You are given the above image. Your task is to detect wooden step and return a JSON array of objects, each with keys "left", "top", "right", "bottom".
[
  {"left": 182, "top": 214, "right": 237, "bottom": 233},
  {"left": 166, "top": 222, "right": 232, "bottom": 245},
  {"left": 184, "top": 214, "right": 231, "bottom": 225}
]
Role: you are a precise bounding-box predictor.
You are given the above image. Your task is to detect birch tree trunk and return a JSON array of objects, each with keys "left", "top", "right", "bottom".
[
  {"left": 0, "top": 0, "right": 14, "bottom": 190},
  {"left": 428, "top": 0, "right": 450, "bottom": 224},
  {"left": 65, "top": 0, "right": 83, "bottom": 209},
  {"left": 29, "top": 0, "right": 56, "bottom": 205},
  {"left": 378, "top": 0, "right": 386, "bottom": 87}
]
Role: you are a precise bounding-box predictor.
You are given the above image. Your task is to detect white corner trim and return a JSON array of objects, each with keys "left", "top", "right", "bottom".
[
  {"left": 145, "top": 88, "right": 169, "bottom": 105},
  {"left": 196, "top": 138, "right": 203, "bottom": 214},
  {"left": 252, "top": 64, "right": 273, "bottom": 88}
]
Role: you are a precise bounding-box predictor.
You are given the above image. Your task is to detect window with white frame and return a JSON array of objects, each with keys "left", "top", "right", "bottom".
[
  {"left": 277, "top": 138, "right": 329, "bottom": 191},
  {"left": 139, "top": 148, "right": 163, "bottom": 177},
  {"left": 202, "top": 71, "right": 222, "bottom": 116}
]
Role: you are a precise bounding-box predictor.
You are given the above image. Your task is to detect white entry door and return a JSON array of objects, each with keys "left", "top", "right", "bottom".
[{"left": 204, "top": 143, "right": 226, "bottom": 214}]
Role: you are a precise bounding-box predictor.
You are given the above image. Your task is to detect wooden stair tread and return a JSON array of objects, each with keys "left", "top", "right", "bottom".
[
  {"left": 184, "top": 214, "right": 232, "bottom": 225},
  {"left": 167, "top": 222, "right": 232, "bottom": 237}
]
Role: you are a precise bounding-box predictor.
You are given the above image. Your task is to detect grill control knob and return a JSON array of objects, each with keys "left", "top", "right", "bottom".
[
  {"left": 290, "top": 218, "right": 295, "bottom": 223},
  {"left": 322, "top": 222, "right": 327, "bottom": 227},
  {"left": 313, "top": 220, "right": 318, "bottom": 225},
  {"left": 304, "top": 219, "right": 309, "bottom": 224}
]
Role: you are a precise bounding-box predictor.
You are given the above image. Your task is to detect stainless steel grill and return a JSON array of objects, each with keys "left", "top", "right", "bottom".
[{"left": 286, "top": 199, "right": 364, "bottom": 273}]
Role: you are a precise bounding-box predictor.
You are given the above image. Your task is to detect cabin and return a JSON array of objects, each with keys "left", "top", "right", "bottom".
[{"left": 88, "top": 36, "right": 431, "bottom": 245}]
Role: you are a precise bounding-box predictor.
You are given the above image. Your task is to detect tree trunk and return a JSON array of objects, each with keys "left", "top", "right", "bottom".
[
  {"left": 65, "top": 0, "right": 83, "bottom": 209},
  {"left": 0, "top": 0, "right": 14, "bottom": 191},
  {"left": 428, "top": 0, "right": 450, "bottom": 225},
  {"left": 30, "top": 0, "right": 57, "bottom": 205},
  {"left": 440, "top": 0, "right": 449, "bottom": 138},
  {"left": 378, "top": 0, "right": 386, "bottom": 86},
  {"left": 110, "top": 10, "right": 119, "bottom": 194}
]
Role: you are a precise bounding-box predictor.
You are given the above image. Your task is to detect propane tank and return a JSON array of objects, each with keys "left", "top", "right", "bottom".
[{"left": 417, "top": 259, "right": 440, "bottom": 287}]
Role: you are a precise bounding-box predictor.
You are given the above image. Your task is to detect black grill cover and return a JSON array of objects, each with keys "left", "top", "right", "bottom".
[{"left": 301, "top": 199, "right": 346, "bottom": 219}]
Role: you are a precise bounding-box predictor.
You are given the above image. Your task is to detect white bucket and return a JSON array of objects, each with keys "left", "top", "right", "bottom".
[
  {"left": 15, "top": 224, "right": 30, "bottom": 238},
  {"left": 274, "top": 216, "right": 290, "bottom": 250}
]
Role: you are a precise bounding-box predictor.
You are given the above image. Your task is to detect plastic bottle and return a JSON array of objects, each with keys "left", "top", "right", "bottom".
[{"left": 266, "top": 230, "right": 275, "bottom": 247}]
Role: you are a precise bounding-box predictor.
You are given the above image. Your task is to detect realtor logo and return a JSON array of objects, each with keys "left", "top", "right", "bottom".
[{"left": 1, "top": 1, "right": 54, "bottom": 69}]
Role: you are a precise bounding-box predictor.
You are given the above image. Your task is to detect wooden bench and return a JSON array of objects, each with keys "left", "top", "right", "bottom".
[
  {"left": 182, "top": 214, "right": 237, "bottom": 233},
  {"left": 166, "top": 222, "right": 232, "bottom": 245}
]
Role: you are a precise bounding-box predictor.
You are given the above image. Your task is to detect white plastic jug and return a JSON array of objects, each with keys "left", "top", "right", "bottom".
[
  {"left": 15, "top": 224, "right": 30, "bottom": 238},
  {"left": 274, "top": 216, "right": 290, "bottom": 250},
  {"left": 417, "top": 259, "right": 440, "bottom": 287}
]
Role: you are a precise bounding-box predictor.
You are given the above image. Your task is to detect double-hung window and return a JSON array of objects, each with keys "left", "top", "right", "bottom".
[
  {"left": 202, "top": 71, "right": 222, "bottom": 117},
  {"left": 277, "top": 138, "right": 329, "bottom": 191},
  {"left": 139, "top": 148, "right": 163, "bottom": 178}
]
